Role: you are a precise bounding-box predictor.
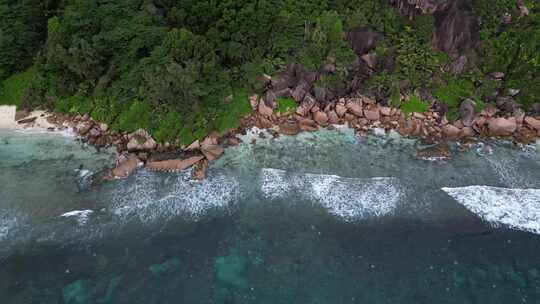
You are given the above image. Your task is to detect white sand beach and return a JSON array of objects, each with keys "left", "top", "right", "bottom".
[{"left": 0, "top": 105, "right": 56, "bottom": 130}]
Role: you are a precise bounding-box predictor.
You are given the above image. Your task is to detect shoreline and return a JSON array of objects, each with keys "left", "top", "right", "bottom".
[{"left": 1, "top": 98, "right": 540, "bottom": 180}]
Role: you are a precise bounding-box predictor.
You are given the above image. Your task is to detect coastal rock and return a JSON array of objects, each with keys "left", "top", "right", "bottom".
[
  {"left": 460, "top": 126, "right": 475, "bottom": 138},
  {"left": 111, "top": 154, "right": 140, "bottom": 178},
  {"left": 296, "top": 95, "right": 316, "bottom": 117},
  {"left": 127, "top": 129, "right": 157, "bottom": 151},
  {"left": 201, "top": 145, "right": 225, "bottom": 161},
  {"left": 346, "top": 99, "right": 363, "bottom": 117},
  {"left": 336, "top": 102, "right": 347, "bottom": 117},
  {"left": 442, "top": 124, "right": 460, "bottom": 140},
  {"left": 258, "top": 100, "right": 273, "bottom": 117},
  {"left": 279, "top": 120, "right": 300, "bottom": 135},
  {"left": 327, "top": 110, "right": 339, "bottom": 124},
  {"left": 146, "top": 156, "right": 204, "bottom": 172},
  {"left": 379, "top": 107, "right": 392, "bottom": 116},
  {"left": 488, "top": 117, "right": 517, "bottom": 137},
  {"left": 459, "top": 99, "right": 476, "bottom": 127},
  {"left": 313, "top": 111, "right": 329, "bottom": 125},
  {"left": 363, "top": 106, "right": 380, "bottom": 121},
  {"left": 186, "top": 140, "right": 200, "bottom": 151},
  {"left": 416, "top": 143, "right": 452, "bottom": 160},
  {"left": 524, "top": 117, "right": 540, "bottom": 131},
  {"left": 299, "top": 119, "right": 318, "bottom": 132},
  {"left": 193, "top": 159, "right": 209, "bottom": 180},
  {"left": 249, "top": 95, "right": 259, "bottom": 111}
]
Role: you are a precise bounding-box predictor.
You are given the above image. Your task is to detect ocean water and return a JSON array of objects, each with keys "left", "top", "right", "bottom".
[{"left": 1, "top": 128, "right": 540, "bottom": 303}]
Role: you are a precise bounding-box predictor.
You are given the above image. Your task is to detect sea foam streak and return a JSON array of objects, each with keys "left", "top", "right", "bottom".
[
  {"left": 261, "top": 168, "right": 402, "bottom": 220},
  {"left": 110, "top": 169, "right": 239, "bottom": 223},
  {"left": 442, "top": 186, "right": 540, "bottom": 234},
  {"left": 61, "top": 210, "right": 94, "bottom": 225}
]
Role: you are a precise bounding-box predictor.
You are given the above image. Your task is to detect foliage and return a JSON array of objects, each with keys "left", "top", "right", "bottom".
[
  {"left": 479, "top": 8, "right": 540, "bottom": 108},
  {"left": 0, "top": 67, "right": 35, "bottom": 106},
  {"left": 400, "top": 95, "right": 430, "bottom": 114},
  {"left": 433, "top": 79, "right": 476, "bottom": 109},
  {"left": 276, "top": 97, "right": 298, "bottom": 114},
  {"left": 395, "top": 27, "right": 447, "bottom": 88},
  {"left": 113, "top": 100, "right": 152, "bottom": 133}
]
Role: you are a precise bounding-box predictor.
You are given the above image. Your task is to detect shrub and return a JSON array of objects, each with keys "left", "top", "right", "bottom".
[
  {"left": 401, "top": 94, "right": 430, "bottom": 114},
  {"left": 153, "top": 111, "right": 183, "bottom": 143},
  {"left": 113, "top": 100, "right": 152, "bottom": 133},
  {"left": 276, "top": 97, "right": 298, "bottom": 114},
  {"left": 0, "top": 68, "right": 35, "bottom": 106}
]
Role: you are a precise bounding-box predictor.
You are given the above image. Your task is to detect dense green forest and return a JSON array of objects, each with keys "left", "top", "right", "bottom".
[{"left": 1, "top": 0, "right": 539, "bottom": 144}]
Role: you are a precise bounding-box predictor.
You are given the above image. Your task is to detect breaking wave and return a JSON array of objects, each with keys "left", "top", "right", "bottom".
[
  {"left": 442, "top": 186, "right": 540, "bottom": 234},
  {"left": 261, "top": 168, "right": 403, "bottom": 221},
  {"left": 110, "top": 169, "right": 240, "bottom": 223}
]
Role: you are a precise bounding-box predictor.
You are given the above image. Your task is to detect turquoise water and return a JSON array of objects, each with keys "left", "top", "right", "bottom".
[{"left": 1, "top": 128, "right": 540, "bottom": 303}]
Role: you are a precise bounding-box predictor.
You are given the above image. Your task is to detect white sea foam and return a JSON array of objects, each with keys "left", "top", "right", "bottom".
[
  {"left": 442, "top": 186, "right": 540, "bottom": 234},
  {"left": 261, "top": 168, "right": 403, "bottom": 220},
  {"left": 61, "top": 210, "right": 94, "bottom": 225},
  {"left": 110, "top": 169, "right": 240, "bottom": 223}
]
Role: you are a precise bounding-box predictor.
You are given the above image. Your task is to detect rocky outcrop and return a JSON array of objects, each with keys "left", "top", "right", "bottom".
[
  {"left": 391, "top": 0, "right": 449, "bottom": 19},
  {"left": 110, "top": 154, "right": 140, "bottom": 178},
  {"left": 346, "top": 27, "right": 382, "bottom": 56},
  {"left": 459, "top": 99, "right": 476, "bottom": 127},
  {"left": 488, "top": 117, "right": 517, "bottom": 137},
  {"left": 145, "top": 156, "right": 204, "bottom": 172},
  {"left": 433, "top": 0, "right": 479, "bottom": 58},
  {"left": 127, "top": 129, "right": 157, "bottom": 151}
]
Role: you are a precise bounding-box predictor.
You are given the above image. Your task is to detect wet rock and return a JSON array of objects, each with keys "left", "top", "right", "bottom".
[
  {"left": 193, "top": 159, "right": 209, "bottom": 180},
  {"left": 201, "top": 145, "right": 225, "bottom": 161},
  {"left": 488, "top": 117, "right": 517, "bottom": 136},
  {"left": 299, "top": 119, "right": 319, "bottom": 132},
  {"left": 346, "top": 99, "right": 364, "bottom": 117},
  {"left": 459, "top": 99, "right": 476, "bottom": 127},
  {"left": 416, "top": 143, "right": 452, "bottom": 160},
  {"left": 460, "top": 126, "right": 475, "bottom": 138},
  {"left": 77, "top": 122, "right": 93, "bottom": 135},
  {"left": 336, "top": 101, "right": 348, "bottom": 117},
  {"left": 442, "top": 124, "right": 461, "bottom": 140},
  {"left": 279, "top": 120, "right": 300, "bottom": 135},
  {"left": 17, "top": 116, "right": 37, "bottom": 125},
  {"left": 111, "top": 154, "right": 140, "bottom": 178},
  {"left": 146, "top": 156, "right": 204, "bottom": 172},
  {"left": 364, "top": 106, "right": 380, "bottom": 121},
  {"left": 296, "top": 94, "right": 316, "bottom": 117},
  {"left": 525, "top": 117, "right": 540, "bottom": 131},
  {"left": 313, "top": 111, "right": 329, "bottom": 125},
  {"left": 327, "top": 110, "right": 339, "bottom": 124}
]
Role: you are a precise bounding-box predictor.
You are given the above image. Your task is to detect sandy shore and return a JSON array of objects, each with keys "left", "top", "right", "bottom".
[{"left": 0, "top": 105, "right": 56, "bottom": 131}]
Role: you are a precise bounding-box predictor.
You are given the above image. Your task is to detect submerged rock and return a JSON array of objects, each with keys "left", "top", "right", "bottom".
[
  {"left": 63, "top": 279, "right": 93, "bottom": 304},
  {"left": 416, "top": 143, "right": 452, "bottom": 160},
  {"left": 149, "top": 258, "right": 182, "bottom": 276},
  {"left": 215, "top": 255, "right": 248, "bottom": 289}
]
